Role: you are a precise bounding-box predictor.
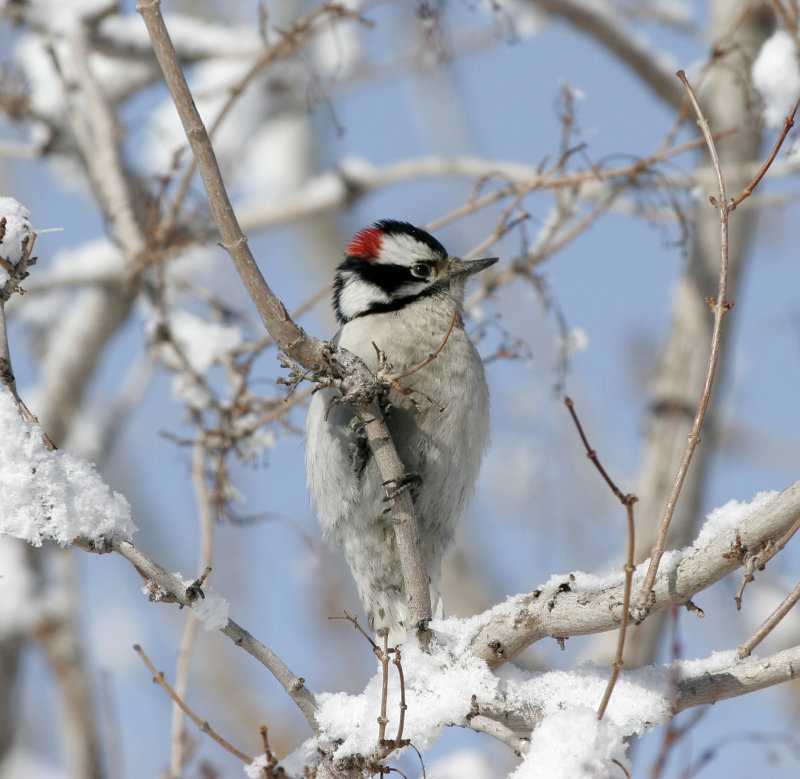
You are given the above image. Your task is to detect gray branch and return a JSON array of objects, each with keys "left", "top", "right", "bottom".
[{"left": 469, "top": 478, "right": 800, "bottom": 667}]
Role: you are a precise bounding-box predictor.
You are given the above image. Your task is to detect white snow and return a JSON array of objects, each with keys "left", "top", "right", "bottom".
[
  {"left": 513, "top": 707, "right": 622, "bottom": 778},
  {"left": 275, "top": 487, "right": 784, "bottom": 776},
  {"left": 45, "top": 237, "right": 126, "bottom": 286},
  {"left": 315, "top": 634, "right": 498, "bottom": 760},
  {"left": 556, "top": 326, "right": 589, "bottom": 355},
  {"left": 673, "top": 648, "right": 738, "bottom": 679},
  {"left": 167, "top": 309, "right": 242, "bottom": 375},
  {"left": 503, "top": 661, "right": 671, "bottom": 778},
  {"left": 752, "top": 30, "right": 800, "bottom": 129},
  {"left": 296, "top": 620, "right": 673, "bottom": 777},
  {"left": 428, "top": 748, "right": 495, "bottom": 779},
  {"left": 190, "top": 588, "right": 230, "bottom": 631},
  {"left": 14, "top": 35, "right": 68, "bottom": 122},
  {"left": 13, "top": 0, "right": 114, "bottom": 34},
  {"left": 0, "top": 391, "right": 135, "bottom": 547},
  {"left": 312, "top": 0, "right": 364, "bottom": 76},
  {"left": 236, "top": 114, "right": 313, "bottom": 200},
  {"left": 0, "top": 197, "right": 32, "bottom": 272},
  {"left": 691, "top": 490, "right": 777, "bottom": 550},
  {"left": 99, "top": 12, "right": 258, "bottom": 60},
  {"left": 243, "top": 755, "right": 269, "bottom": 778}
]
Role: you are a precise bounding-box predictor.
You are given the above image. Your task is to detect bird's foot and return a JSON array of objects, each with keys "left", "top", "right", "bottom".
[{"left": 382, "top": 472, "right": 422, "bottom": 505}]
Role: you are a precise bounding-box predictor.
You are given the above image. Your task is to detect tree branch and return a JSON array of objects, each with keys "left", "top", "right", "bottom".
[
  {"left": 470, "top": 478, "right": 800, "bottom": 667},
  {"left": 471, "top": 644, "right": 800, "bottom": 746},
  {"left": 75, "top": 535, "right": 321, "bottom": 733},
  {"left": 136, "top": 0, "right": 433, "bottom": 643},
  {"left": 674, "top": 644, "right": 800, "bottom": 713},
  {"left": 633, "top": 70, "right": 734, "bottom": 618}
]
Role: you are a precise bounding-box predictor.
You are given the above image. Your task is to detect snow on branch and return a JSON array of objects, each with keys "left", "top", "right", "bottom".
[
  {"left": 285, "top": 606, "right": 800, "bottom": 777},
  {"left": 468, "top": 482, "right": 800, "bottom": 667},
  {"left": 0, "top": 390, "right": 135, "bottom": 546}
]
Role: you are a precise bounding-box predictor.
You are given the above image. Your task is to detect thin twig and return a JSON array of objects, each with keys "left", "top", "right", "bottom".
[
  {"left": 259, "top": 726, "right": 281, "bottom": 778},
  {"left": 153, "top": 4, "right": 361, "bottom": 248},
  {"left": 393, "top": 648, "right": 407, "bottom": 746},
  {"left": 729, "top": 98, "right": 799, "bottom": 209},
  {"left": 169, "top": 440, "right": 217, "bottom": 776},
  {"left": 564, "top": 397, "right": 631, "bottom": 501},
  {"left": 134, "top": 644, "right": 252, "bottom": 764},
  {"left": 77, "top": 536, "right": 320, "bottom": 731},
  {"left": 611, "top": 757, "right": 632, "bottom": 779},
  {"left": 738, "top": 580, "right": 800, "bottom": 659},
  {"left": 734, "top": 512, "right": 800, "bottom": 610},
  {"left": 597, "top": 497, "right": 636, "bottom": 721},
  {"left": 563, "top": 397, "right": 637, "bottom": 720},
  {"left": 377, "top": 632, "right": 390, "bottom": 745},
  {"left": 138, "top": 0, "right": 433, "bottom": 646},
  {"left": 373, "top": 646, "right": 411, "bottom": 762},
  {"left": 0, "top": 232, "right": 58, "bottom": 452},
  {"left": 392, "top": 309, "right": 458, "bottom": 380},
  {"left": 136, "top": 0, "right": 319, "bottom": 365},
  {"left": 634, "top": 70, "right": 734, "bottom": 619},
  {"left": 329, "top": 611, "right": 378, "bottom": 649},
  {"left": 0, "top": 228, "right": 36, "bottom": 399}
]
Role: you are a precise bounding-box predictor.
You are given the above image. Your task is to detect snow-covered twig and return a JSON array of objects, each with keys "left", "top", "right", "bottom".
[
  {"left": 674, "top": 643, "right": 800, "bottom": 713},
  {"left": 471, "top": 643, "right": 800, "bottom": 745}
]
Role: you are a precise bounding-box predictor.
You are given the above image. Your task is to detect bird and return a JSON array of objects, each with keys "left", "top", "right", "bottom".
[{"left": 305, "top": 219, "right": 496, "bottom": 647}]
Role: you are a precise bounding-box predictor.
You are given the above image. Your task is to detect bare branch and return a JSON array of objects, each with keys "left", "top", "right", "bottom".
[
  {"left": 563, "top": 397, "right": 638, "bottom": 720},
  {"left": 169, "top": 440, "right": 217, "bottom": 776},
  {"left": 730, "top": 97, "right": 800, "bottom": 208},
  {"left": 136, "top": 0, "right": 434, "bottom": 644},
  {"left": 738, "top": 581, "right": 800, "bottom": 659},
  {"left": 634, "top": 70, "right": 734, "bottom": 619},
  {"left": 75, "top": 535, "right": 320, "bottom": 732},
  {"left": 134, "top": 644, "right": 252, "bottom": 764}
]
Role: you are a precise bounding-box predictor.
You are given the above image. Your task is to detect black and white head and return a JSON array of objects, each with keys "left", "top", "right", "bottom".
[{"left": 332, "top": 219, "right": 498, "bottom": 324}]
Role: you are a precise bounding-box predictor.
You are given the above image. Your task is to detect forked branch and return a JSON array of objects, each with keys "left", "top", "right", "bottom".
[{"left": 136, "top": 0, "right": 433, "bottom": 645}]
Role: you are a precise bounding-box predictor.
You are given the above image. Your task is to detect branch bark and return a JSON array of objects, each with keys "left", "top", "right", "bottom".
[
  {"left": 470, "top": 478, "right": 800, "bottom": 668},
  {"left": 74, "top": 535, "right": 322, "bottom": 733},
  {"left": 136, "top": 0, "right": 433, "bottom": 641},
  {"left": 674, "top": 643, "right": 800, "bottom": 713},
  {"left": 472, "top": 643, "right": 800, "bottom": 745}
]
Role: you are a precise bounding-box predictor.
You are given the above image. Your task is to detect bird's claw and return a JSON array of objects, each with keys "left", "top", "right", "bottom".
[{"left": 382, "top": 472, "right": 422, "bottom": 502}]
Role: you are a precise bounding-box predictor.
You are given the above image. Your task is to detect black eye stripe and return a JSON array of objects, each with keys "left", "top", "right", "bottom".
[{"left": 337, "top": 258, "right": 425, "bottom": 296}]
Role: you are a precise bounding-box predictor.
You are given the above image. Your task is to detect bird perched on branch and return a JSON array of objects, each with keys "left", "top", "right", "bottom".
[{"left": 305, "top": 220, "right": 495, "bottom": 647}]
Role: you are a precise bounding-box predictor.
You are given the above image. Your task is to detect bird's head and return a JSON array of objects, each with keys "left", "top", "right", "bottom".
[{"left": 332, "top": 219, "right": 498, "bottom": 324}]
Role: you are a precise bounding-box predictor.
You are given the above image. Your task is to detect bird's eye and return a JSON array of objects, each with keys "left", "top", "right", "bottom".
[{"left": 411, "top": 262, "right": 432, "bottom": 279}]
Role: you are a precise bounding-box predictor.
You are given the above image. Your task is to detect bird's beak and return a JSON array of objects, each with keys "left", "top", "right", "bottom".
[{"left": 449, "top": 256, "right": 499, "bottom": 279}]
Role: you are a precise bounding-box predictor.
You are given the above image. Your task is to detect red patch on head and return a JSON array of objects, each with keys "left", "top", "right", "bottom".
[{"left": 346, "top": 226, "right": 383, "bottom": 260}]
